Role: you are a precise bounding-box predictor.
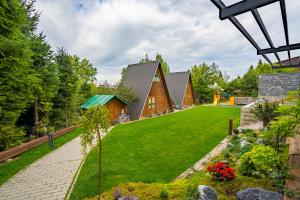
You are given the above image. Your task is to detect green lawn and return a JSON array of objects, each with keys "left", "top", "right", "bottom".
[
  {"left": 70, "top": 106, "right": 240, "bottom": 200},
  {"left": 0, "top": 128, "right": 82, "bottom": 185}
]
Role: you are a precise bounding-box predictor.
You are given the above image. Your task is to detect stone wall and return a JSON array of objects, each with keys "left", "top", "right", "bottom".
[
  {"left": 258, "top": 72, "right": 300, "bottom": 98},
  {"left": 234, "top": 97, "right": 259, "bottom": 105}
]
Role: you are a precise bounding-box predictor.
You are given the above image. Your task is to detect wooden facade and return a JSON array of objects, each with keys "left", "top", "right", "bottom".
[
  {"left": 182, "top": 77, "right": 195, "bottom": 107},
  {"left": 142, "top": 67, "right": 172, "bottom": 117},
  {"left": 106, "top": 98, "right": 127, "bottom": 123}
]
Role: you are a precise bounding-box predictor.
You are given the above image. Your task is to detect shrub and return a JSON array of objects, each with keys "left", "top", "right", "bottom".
[
  {"left": 207, "top": 162, "right": 235, "bottom": 181},
  {"left": 240, "top": 129, "right": 257, "bottom": 138},
  {"left": 186, "top": 184, "right": 199, "bottom": 200},
  {"left": 266, "top": 115, "right": 297, "bottom": 153},
  {"left": 251, "top": 101, "right": 279, "bottom": 127},
  {"left": 240, "top": 145, "right": 252, "bottom": 156},
  {"left": 159, "top": 188, "right": 169, "bottom": 200},
  {"left": 239, "top": 145, "right": 280, "bottom": 178}
]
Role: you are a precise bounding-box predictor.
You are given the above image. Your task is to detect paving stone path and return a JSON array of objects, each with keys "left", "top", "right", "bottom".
[{"left": 0, "top": 136, "right": 88, "bottom": 200}]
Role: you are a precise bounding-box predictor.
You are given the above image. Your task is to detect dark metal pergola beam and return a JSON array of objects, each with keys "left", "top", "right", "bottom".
[
  {"left": 279, "top": 0, "right": 291, "bottom": 65},
  {"left": 219, "top": 0, "right": 279, "bottom": 20},
  {"left": 251, "top": 9, "right": 281, "bottom": 64},
  {"left": 258, "top": 43, "right": 300, "bottom": 54},
  {"left": 211, "top": 0, "right": 272, "bottom": 64},
  {"left": 211, "top": 0, "right": 300, "bottom": 66}
]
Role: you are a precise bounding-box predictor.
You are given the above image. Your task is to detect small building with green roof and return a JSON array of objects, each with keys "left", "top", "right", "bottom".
[{"left": 80, "top": 95, "right": 128, "bottom": 123}]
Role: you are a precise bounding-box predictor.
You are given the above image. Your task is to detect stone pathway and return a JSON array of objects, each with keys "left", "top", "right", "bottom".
[
  {"left": 176, "top": 136, "right": 231, "bottom": 180},
  {"left": 0, "top": 136, "right": 91, "bottom": 200},
  {"left": 0, "top": 127, "right": 112, "bottom": 200}
]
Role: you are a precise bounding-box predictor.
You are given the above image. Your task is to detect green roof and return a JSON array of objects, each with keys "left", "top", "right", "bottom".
[{"left": 80, "top": 95, "right": 127, "bottom": 109}]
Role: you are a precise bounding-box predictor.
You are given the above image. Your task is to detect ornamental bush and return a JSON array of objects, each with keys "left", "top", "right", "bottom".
[
  {"left": 207, "top": 162, "right": 235, "bottom": 181},
  {"left": 238, "top": 145, "right": 280, "bottom": 178}
]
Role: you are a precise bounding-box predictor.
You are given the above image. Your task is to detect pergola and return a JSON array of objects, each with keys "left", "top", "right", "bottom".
[{"left": 211, "top": 0, "right": 300, "bottom": 69}]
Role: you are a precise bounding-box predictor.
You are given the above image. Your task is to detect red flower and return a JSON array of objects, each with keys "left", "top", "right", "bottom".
[
  {"left": 207, "top": 161, "right": 235, "bottom": 182},
  {"left": 207, "top": 166, "right": 211, "bottom": 172}
]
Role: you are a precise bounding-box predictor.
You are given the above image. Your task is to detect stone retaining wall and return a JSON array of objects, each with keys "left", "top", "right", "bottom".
[
  {"left": 259, "top": 72, "right": 300, "bottom": 98},
  {"left": 234, "top": 97, "right": 259, "bottom": 105}
]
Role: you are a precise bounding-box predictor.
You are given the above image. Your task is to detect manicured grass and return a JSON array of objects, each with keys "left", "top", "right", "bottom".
[
  {"left": 70, "top": 106, "right": 240, "bottom": 199},
  {"left": 0, "top": 128, "right": 83, "bottom": 185}
]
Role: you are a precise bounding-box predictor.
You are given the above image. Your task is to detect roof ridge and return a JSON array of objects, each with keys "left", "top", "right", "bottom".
[
  {"left": 127, "top": 61, "right": 159, "bottom": 67},
  {"left": 167, "top": 71, "right": 189, "bottom": 74}
]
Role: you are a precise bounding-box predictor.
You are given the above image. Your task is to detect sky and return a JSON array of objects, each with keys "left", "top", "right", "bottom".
[{"left": 35, "top": 0, "right": 300, "bottom": 83}]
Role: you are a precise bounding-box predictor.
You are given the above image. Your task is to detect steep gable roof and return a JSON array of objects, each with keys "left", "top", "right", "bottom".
[
  {"left": 121, "top": 61, "right": 160, "bottom": 120},
  {"left": 165, "top": 71, "right": 192, "bottom": 107},
  {"left": 80, "top": 95, "right": 127, "bottom": 109}
]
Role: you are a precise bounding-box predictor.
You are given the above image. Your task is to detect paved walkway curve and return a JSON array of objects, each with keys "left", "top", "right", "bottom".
[{"left": 0, "top": 136, "right": 87, "bottom": 200}]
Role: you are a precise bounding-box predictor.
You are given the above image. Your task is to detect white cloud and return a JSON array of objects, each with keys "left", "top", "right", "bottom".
[{"left": 36, "top": 0, "right": 300, "bottom": 83}]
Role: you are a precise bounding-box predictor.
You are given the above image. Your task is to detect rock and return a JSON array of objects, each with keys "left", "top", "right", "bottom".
[
  {"left": 256, "top": 138, "right": 264, "bottom": 145},
  {"left": 118, "top": 196, "right": 138, "bottom": 200},
  {"left": 236, "top": 188, "right": 283, "bottom": 200},
  {"left": 240, "top": 138, "right": 251, "bottom": 148},
  {"left": 198, "top": 185, "right": 217, "bottom": 200},
  {"left": 227, "top": 143, "right": 234, "bottom": 148},
  {"left": 118, "top": 113, "right": 130, "bottom": 123}
]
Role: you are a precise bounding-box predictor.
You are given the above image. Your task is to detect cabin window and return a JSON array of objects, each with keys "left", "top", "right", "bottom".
[
  {"left": 153, "top": 74, "right": 160, "bottom": 81},
  {"left": 148, "top": 96, "right": 156, "bottom": 109}
]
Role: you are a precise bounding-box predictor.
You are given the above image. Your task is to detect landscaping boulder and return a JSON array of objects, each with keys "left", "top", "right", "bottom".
[
  {"left": 227, "top": 142, "right": 234, "bottom": 148},
  {"left": 236, "top": 188, "right": 283, "bottom": 200},
  {"left": 118, "top": 196, "right": 138, "bottom": 200},
  {"left": 198, "top": 185, "right": 217, "bottom": 200},
  {"left": 256, "top": 138, "right": 263, "bottom": 145},
  {"left": 240, "top": 138, "right": 251, "bottom": 148}
]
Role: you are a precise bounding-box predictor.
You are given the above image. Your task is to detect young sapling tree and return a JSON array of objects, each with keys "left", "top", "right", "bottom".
[{"left": 80, "top": 105, "right": 110, "bottom": 199}]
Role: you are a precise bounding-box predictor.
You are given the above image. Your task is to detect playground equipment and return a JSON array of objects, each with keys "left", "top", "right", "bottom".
[
  {"left": 229, "top": 96, "right": 235, "bottom": 106},
  {"left": 213, "top": 93, "right": 235, "bottom": 106},
  {"left": 213, "top": 94, "right": 220, "bottom": 106}
]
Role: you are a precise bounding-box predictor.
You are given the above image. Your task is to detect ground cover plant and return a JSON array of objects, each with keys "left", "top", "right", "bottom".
[
  {"left": 0, "top": 128, "right": 83, "bottom": 185},
  {"left": 70, "top": 106, "right": 240, "bottom": 199}
]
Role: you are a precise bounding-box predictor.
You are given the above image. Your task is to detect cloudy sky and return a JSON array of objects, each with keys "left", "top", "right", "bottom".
[{"left": 36, "top": 0, "right": 300, "bottom": 83}]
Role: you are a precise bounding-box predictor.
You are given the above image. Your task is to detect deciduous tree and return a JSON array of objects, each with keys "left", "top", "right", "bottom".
[{"left": 81, "top": 106, "right": 110, "bottom": 199}]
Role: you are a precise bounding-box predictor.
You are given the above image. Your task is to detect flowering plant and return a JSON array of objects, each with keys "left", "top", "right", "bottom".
[{"left": 207, "top": 161, "right": 235, "bottom": 181}]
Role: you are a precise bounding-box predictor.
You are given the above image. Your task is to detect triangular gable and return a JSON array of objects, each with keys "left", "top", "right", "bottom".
[
  {"left": 121, "top": 61, "right": 173, "bottom": 120},
  {"left": 181, "top": 73, "right": 196, "bottom": 106},
  {"left": 140, "top": 63, "right": 173, "bottom": 118},
  {"left": 165, "top": 71, "right": 191, "bottom": 107}
]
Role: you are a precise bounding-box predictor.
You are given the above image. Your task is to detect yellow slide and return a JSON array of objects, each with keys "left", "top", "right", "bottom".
[{"left": 213, "top": 94, "right": 220, "bottom": 106}]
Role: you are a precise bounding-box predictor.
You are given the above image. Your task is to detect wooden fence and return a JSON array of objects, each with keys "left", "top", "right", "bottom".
[{"left": 0, "top": 125, "right": 79, "bottom": 163}]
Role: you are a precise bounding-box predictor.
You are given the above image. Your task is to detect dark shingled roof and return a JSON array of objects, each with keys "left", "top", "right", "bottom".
[
  {"left": 165, "top": 71, "right": 191, "bottom": 108},
  {"left": 121, "top": 61, "right": 160, "bottom": 120},
  {"left": 276, "top": 56, "right": 300, "bottom": 66}
]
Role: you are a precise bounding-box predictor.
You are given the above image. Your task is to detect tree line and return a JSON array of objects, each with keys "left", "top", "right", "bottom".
[
  {"left": 191, "top": 60, "right": 298, "bottom": 103},
  {"left": 0, "top": 0, "right": 97, "bottom": 150}
]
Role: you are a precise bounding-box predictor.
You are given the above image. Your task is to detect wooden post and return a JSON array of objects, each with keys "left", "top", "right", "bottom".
[{"left": 228, "top": 119, "right": 233, "bottom": 136}]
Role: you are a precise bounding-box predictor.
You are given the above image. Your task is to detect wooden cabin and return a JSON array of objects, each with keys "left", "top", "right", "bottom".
[
  {"left": 165, "top": 71, "right": 196, "bottom": 109},
  {"left": 121, "top": 61, "right": 173, "bottom": 120},
  {"left": 80, "top": 95, "right": 128, "bottom": 123}
]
